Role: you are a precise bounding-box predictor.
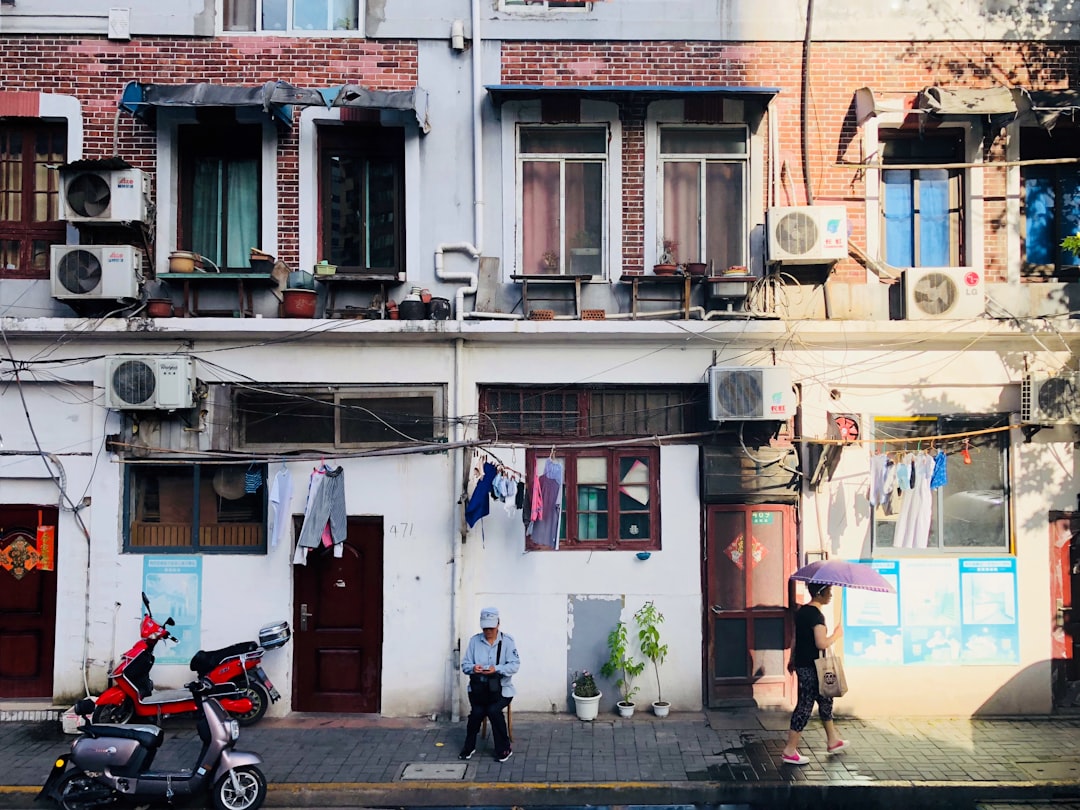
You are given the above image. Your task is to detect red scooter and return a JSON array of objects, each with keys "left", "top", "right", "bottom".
[{"left": 92, "top": 593, "right": 289, "bottom": 726}]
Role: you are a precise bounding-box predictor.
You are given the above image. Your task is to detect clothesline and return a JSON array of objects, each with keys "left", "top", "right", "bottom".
[{"left": 810, "top": 424, "right": 1012, "bottom": 447}]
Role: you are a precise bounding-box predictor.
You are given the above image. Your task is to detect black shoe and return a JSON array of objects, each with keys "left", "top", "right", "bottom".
[
  {"left": 496, "top": 748, "right": 513, "bottom": 763},
  {"left": 458, "top": 747, "right": 475, "bottom": 760}
]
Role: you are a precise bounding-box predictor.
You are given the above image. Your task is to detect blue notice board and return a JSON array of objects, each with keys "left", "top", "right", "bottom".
[
  {"left": 142, "top": 556, "right": 202, "bottom": 664},
  {"left": 844, "top": 557, "right": 1018, "bottom": 666}
]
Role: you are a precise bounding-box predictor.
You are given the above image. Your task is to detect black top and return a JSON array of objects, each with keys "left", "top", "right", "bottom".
[{"left": 792, "top": 603, "right": 825, "bottom": 668}]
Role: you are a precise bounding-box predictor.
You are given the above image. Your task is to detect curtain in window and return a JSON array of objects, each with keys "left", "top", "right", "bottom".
[
  {"left": 223, "top": 0, "right": 255, "bottom": 30},
  {"left": 523, "top": 161, "right": 560, "bottom": 274},
  {"left": 227, "top": 159, "right": 258, "bottom": 268},
  {"left": 706, "top": 163, "right": 743, "bottom": 269},
  {"left": 191, "top": 161, "right": 222, "bottom": 264},
  {"left": 191, "top": 158, "right": 257, "bottom": 269},
  {"left": 883, "top": 170, "right": 914, "bottom": 267},
  {"left": 918, "top": 169, "right": 950, "bottom": 267},
  {"left": 1025, "top": 170, "right": 1055, "bottom": 265},
  {"left": 663, "top": 161, "right": 698, "bottom": 263}
]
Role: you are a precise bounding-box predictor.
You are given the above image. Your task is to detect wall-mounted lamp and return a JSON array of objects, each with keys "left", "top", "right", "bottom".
[{"left": 450, "top": 19, "right": 466, "bottom": 51}]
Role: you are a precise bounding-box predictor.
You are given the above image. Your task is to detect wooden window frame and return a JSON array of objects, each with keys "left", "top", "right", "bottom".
[{"left": 0, "top": 119, "right": 66, "bottom": 279}]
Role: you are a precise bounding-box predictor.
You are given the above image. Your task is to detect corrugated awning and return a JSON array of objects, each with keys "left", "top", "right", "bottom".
[
  {"left": 327, "top": 85, "right": 430, "bottom": 133},
  {"left": 119, "top": 80, "right": 322, "bottom": 128},
  {"left": 485, "top": 84, "right": 780, "bottom": 104}
]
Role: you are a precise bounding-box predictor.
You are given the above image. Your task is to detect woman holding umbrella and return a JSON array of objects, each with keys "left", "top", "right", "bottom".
[{"left": 781, "top": 582, "right": 849, "bottom": 765}]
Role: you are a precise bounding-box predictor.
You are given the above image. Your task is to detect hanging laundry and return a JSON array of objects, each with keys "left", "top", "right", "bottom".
[
  {"left": 527, "top": 458, "right": 564, "bottom": 549},
  {"left": 894, "top": 452, "right": 934, "bottom": 549},
  {"left": 868, "top": 454, "right": 890, "bottom": 506},
  {"left": 244, "top": 466, "right": 263, "bottom": 494},
  {"left": 268, "top": 465, "right": 293, "bottom": 549},
  {"left": 297, "top": 464, "right": 347, "bottom": 549},
  {"left": 465, "top": 462, "right": 498, "bottom": 528},
  {"left": 895, "top": 453, "right": 913, "bottom": 492},
  {"left": 880, "top": 458, "right": 899, "bottom": 516},
  {"left": 930, "top": 450, "right": 948, "bottom": 490}
]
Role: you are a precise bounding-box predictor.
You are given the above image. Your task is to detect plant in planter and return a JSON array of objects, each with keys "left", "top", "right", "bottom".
[
  {"left": 654, "top": 239, "right": 678, "bottom": 275},
  {"left": 600, "top": 619, "right": 645, "bottom": 718},
  {"left": 635, "top": 601, "right": 670, "bottom": 716},
  {"left": 571, "top": 670, "right": 602, "bottom": 721}
]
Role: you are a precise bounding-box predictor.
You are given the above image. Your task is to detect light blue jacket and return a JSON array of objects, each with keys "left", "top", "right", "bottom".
[{"left": 461, "top": 631, "right": 520, "bottom": 698}]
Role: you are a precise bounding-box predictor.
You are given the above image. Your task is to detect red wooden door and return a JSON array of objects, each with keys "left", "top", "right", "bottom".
[
  {"left": 0, "top": 506, "right": 58, "bottom": 698},
  {"left": 705, "top": 504, "right": 795, "bottom": 707},
  {"left": 293, "top": 517, "right": 383, "bottom": 713},
  {"left": 1050, "top": 511, "right": 1080, "bottom": 708}
]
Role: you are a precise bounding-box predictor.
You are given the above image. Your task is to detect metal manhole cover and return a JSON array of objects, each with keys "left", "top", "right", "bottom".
[
  {"left": 399, "top": 762, "right": 469, "bottom": 780},
  {"left": 1016, "top": 760, "right": 1080, "bottom": 780}
]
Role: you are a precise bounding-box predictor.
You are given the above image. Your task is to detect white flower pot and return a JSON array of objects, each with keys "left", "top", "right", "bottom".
[
  {"left": 573, "top": 692, "right": 601, "bottom": 721},
  {"left": 652, "top": 701, "right": 670, "bottom": 718},
  {"left": 616, "top": 701, "right": 635, "bottom": 718}
]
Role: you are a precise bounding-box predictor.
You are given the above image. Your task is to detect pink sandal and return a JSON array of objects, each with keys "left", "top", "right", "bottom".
[
  {"left": 782, "top": 752, "right": 810, "bottom": 765},
  {"left": 827, "top": 739, "right": 849, "bottom": 755}
]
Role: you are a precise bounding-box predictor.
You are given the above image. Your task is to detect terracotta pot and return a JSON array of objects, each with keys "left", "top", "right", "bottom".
[
  {"left": 146, "top": 299, "right": 173, "bottom": 317},
  {"left": 653, "top": 264, "right": 679, "bottom": 276},
  {"left": 685, "top": 262, "right": 708, "bottom": 277},
  {"left": 282, "top": 288, "right": 317, "bottom": 318}
]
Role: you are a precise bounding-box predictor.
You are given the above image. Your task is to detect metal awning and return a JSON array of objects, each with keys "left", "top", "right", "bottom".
[
  {"left": 485, "top": 84, "right": 780, "bottom": 104},
  {"left": 1014, "top": 88, "right": 1080, "bottom": 130},
  {"left": 856, "top": 85, "right": 1020, "bottom": 126},
  {"left": 119, "top": 80, "right": 323, "bottom": 128},
  {"left": 327, "top": 85, "right": 430, "bottom": 133}
]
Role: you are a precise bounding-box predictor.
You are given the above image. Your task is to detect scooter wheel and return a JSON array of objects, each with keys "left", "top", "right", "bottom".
[
  {"left": 230, "top": 680, "right": 270, "bottom": 726},
  {"left": 57, "top": 771, "right": 111, "bottom": 810},
  {"left": 91, "top": 698, "right": 134, "bottom": 724},
  {"left": 212, "top": 765, "right": 267, "bottom": 810}
]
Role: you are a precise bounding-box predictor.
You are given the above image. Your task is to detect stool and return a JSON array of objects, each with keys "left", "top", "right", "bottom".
[{"left": 480, "top": 702, "right": 513, "bottom": 742}]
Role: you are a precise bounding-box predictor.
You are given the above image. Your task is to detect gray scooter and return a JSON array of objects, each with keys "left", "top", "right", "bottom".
[{"left": 39, "top": 677, "right": 266, "bottom": 810}]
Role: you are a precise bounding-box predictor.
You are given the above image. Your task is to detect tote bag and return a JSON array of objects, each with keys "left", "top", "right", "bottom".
[{"left": 815, "top": 651, "right": 848, "bottom": 698}]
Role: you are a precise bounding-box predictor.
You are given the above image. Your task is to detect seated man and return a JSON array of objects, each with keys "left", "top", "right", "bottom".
[{"left": 459, "top": 606, "right": 520, "bottom": 763}]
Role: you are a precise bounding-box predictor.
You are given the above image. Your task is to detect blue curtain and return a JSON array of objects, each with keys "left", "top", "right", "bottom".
[
  {"left": 918, "top": 169, "right": 950, "bottom": 266},
  {"left": 1024, "top": 171, "right": 1055, "bottom": 265},
  {"left": 227, "top": 159, "right": 258, "bottom": 269},
  {"left": 1060, "top": 172, "right": 1080, "bottom": 266},
  {"left": 883, "top": 170, "right": 914, "bottom": 266},
  {"left": 191, "top": 161, "right": 222, "bottom": 264},
  {"left": 191, "top": 157, "right": 257, "bottom": 269},
  {"left": 884, "top": 168, "right": 951, "bottom": 266}
]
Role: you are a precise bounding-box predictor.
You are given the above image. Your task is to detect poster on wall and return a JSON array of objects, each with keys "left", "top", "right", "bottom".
[
  {"left": 958, "top": 558, "right": 1019, "bottom": 664},
  {"left": 900, "top": 558, "right": 962, "bottom": 665},
  {"left": 843, "top": 559, "right": 901, "bottom": 665},
  {"left": 142, "top": 556, "right": 201, "bottom": 665}
]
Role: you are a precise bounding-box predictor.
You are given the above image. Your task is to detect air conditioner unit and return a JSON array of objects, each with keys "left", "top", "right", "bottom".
[
  {"left": 104, "top": 356, "right": 197, "bottom": 411},
  {"left": 904, "top": 267, "right": 984, "bottom": 320},
  {"left": 708, "top": 366, "right": 796, "bottom": 421},
  {"left": 51, "top": 245, "right": 142, "bottom": 300},
  {"left": 766, "top": 206, "right": 848, "bottom": 264},
  {"left": 1021, "top": 372, "right": 1080, "bottom": 425},
  {"left": 60, "top": 167, "right": 150, "bottom": 224}
]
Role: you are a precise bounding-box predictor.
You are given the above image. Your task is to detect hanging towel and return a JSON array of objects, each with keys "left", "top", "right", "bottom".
[
  {"left": 245, "top": 467, "right": 263, "bottom": 494},
  {"left": 268, "top": 466, "right": 293, "bottom": 549},
  {"left": 930, "top": 450, "right": 948, "bottom": 490},
  {"left": 465, "top": 462, "right": 498, "bottom": 528},
  {"left": 527, "top": 459, "right": 565, "bottom": 549}
]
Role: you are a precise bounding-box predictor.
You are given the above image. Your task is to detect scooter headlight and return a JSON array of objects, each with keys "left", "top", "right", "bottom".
[{"left": 228, "top": 719, "right": 240, "bottom": 741}]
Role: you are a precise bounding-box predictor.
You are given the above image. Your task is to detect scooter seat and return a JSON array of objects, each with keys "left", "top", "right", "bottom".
[
  {"left": 190, "top": 642, "right": 259, "bottom": 676},
  {"left": 83, "top": 723, "right": 164, "bottom": 749}
]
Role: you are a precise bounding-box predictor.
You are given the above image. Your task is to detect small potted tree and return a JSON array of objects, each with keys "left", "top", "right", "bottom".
[
  {"left": 601, "top": 619, "right": 645, "bottom": 718},
  {"left": 571, "top": 670, "right": 602, "bottom": 721},
  {"left": 635, "top": 601, "right": 670, "bottom": 717},
  {"left": 654, "top": 239, "right": 678, "bottom": 275}
]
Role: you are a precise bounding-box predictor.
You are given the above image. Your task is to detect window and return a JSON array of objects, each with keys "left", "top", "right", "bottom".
[
  {"left": 125, "top": 463, "right": 267, "bottom": 553},
  {"left": 526, "top": 446, "right": 659, "bottom": 550},
  {"left": 480, "top": 385, "right": 708, "bottom": 440},
  {"left": 235, "top": 385, "right": 446, "bottom": 450},
  {"left": 871, "top": 415, "right": 1009, "bottom": 552},
  {"left": 319, "top": 125, "right": 404, "bottom": 275},
  {"left": 223, "top": 0, "right": 359, "bottom": 31},
  {"left": 1022, "top": 126, "right": 1080, "bottom": 275},
  {"left": 518, "top": 126, "right": 607, "bottom": 276},
  {"left": 0, "top": 120, "right": 65, "bottom": 279},
  {"left": 500, "top": 0, "right": 591, "bottom": 10},
  {"left": 178, "top": 123, "right": 260, "bottom": 271},
  {"left": 880, "top": 129, "right": 965, "bottom": 267},
  {"left": 658, "top": 126, "right": 748, "bottom": 270}
]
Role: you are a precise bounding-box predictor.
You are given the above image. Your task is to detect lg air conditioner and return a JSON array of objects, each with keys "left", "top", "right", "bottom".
[
  {"left": 903, "top": 267, "right": 985, "bottom": 320},
  {"left": 104, "top": 355, "right": 197, "bottom": 411},
  {"left": 60, "top": 167, "right": 150, "bottom": 224},
  {"left": 1021, "top": 372, "right": 1080, "bottom": 425},
  {"left": 708, "top": 366, "right": 796, "bottom": 421},
  {"left": 766, "top": 206, "right": 848, "bottom": 264},
  {"left": 50, "top": 245, "right": 142, "bottom": 301}
]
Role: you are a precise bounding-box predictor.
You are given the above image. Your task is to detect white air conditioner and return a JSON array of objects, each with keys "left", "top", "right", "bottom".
[
  {"left": 766, "top": 206, "right": 848, "bottom": 264},
  {"left": 60, "top": 167, "right": 150, "bottom": 224},
  {"left": 708, "top": 366, "right": 796, "bottom": 421},
  {"left": 904, "top": 267, "right": 984, "bottom": 320},
  {"left": 51, "top": 245, "right": 142, "bottom": 300},
  {"left": 1021, "top": 372, "right": 1080, "bottom": 425},
  {"left": 104, "top": 356, "right": 197, "bottom": 411}
]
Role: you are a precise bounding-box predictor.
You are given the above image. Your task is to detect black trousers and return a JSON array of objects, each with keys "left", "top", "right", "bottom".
[{"left": 463, "top": 692, "right": 513, "bottom": 753}]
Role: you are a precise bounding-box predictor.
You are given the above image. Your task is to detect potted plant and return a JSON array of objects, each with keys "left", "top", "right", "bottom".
[
  {"left": 654, "top": 239, "right": 678, "bottom": 275},
  {"left": 570, "top": 670, "right": 602, "bottom": 721},
  {"left": 635, "top": 601, "right": 670, "bottom": 717},
  {"left": 600, "top": 619, "right": 644, "bottom": 718}
]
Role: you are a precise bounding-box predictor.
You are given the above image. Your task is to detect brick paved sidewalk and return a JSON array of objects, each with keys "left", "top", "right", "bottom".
[{"left": 3, "top": 709, "right": 1080, "bottom": 808}]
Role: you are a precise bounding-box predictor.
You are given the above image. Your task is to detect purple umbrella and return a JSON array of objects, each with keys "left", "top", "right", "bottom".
[{"left": 790, "top": 559, "right": 895, "bottom": 593}]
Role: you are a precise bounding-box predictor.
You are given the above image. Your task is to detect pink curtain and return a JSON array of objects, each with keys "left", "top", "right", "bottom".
[
  {"left": 523, "top": 161, "right": 560, "bottom": 274},
  {"left": 663, "top": 161, "right": 700, "bottom": 263}
]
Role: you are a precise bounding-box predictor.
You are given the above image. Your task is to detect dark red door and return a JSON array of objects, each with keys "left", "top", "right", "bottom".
[
  {"left": 293, "top": 517, "right": 383, "bottom": 713},
  {"left": 705, "top": 504, "right": 796, "bottom": 707},
  {"left": 0, "top": 506, "right": 58, "bottom": 698},
  {"left": 1050, "top": 511, "right": 1080, "bottom": 708}
]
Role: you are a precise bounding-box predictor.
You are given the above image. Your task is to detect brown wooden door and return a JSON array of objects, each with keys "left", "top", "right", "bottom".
[
  {"left": 1050, "top": 511, "right": 1080, "bottom": 708},
  {"left": 0, "top": 506, "right": 58, "bottom": 698},
  {"left": 293, "top": 517, "right": 383, "bottom": 713},
  {"left": 705, "top": 504, "right": 795, "bottom": 707}
]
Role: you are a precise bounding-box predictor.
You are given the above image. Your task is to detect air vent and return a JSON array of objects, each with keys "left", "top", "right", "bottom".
[
  {"left": 104, "top": 356, "right": 196, "bottom": 411},
  {"left": 707, "top": 366, "right": 796, "bottom": 421},
  {"left": 1021, "top": 373, "right": 1080, "bottom": 425},
  {"left": 903, "top": 268, "right": 984, "bottom": 320},
  {"left": 766, "top": 206, "right": 848, "bottom": 264}
]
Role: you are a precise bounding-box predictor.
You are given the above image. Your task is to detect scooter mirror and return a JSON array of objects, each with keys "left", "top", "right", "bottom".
[
  {"left": 141, "top": 592, "right": 151, "bottom": 613},
  {"left": 74, "top": 698, "right": 96, "bottom": 716},
  {"left": 166, "top": 617, "right": 175, "bottom": 626}
]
